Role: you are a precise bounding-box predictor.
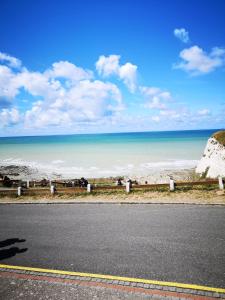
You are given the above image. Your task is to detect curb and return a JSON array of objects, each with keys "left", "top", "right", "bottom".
[
  {"left": 0, "top": 202, "right": 225, "bottom": 206},
  {"left": 0, "top": 264, "right": 224, "bottom": 299}
]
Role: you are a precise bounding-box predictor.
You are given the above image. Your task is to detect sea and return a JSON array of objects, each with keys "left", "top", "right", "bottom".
[{"left": 0, "top": 129, "right": 218, "bottom": 179}]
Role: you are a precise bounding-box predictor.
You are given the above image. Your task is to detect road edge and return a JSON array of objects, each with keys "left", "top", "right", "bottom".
[{"left": 0, "top": 263, "right": 224, "bottom": 298}]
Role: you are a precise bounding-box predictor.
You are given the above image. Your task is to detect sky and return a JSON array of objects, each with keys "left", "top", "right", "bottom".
[{"left": 0, "top": 0, "right": 225, "bottom": 136}]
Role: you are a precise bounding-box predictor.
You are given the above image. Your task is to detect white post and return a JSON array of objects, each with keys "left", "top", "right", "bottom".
[
  {"left": 126, "top": 181, "right": 131, "bottom": 193},
  {"left": 49, "top": 180, "right": 52, "bottom": 187},
  {"left": 72, "top": 181, "right": 75, "bottom": 187},
  {"left": 87, "top": 183, "right": 92, "bottom": 193},
  {"left": 17, "top": 187, "right": 22, "bottom": 196},
  {"left": 169, "top": 178, "right": 175, "bottom": 191},
  {"left": 27, "top": 180, "right": 30, "bottom": 188},
  {"left": 50, "top": 185, "right": 55, "bottom": 195},
  {"left": 218, "top": 176, "right": 224, "bottom": 190},
  {"left": 33, "top": 180, "right": 36, "bottom": 187}
]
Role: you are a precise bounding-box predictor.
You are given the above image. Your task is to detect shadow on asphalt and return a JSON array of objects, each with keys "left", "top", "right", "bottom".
[
  {"left": 0, "top": 239, "right": 26, "bottom": 248},
  {"left": 0, "top": 239, "right": 27, "bottom": 260}
]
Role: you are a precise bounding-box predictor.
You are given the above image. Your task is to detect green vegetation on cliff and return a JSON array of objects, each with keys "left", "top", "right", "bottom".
[{"left": 213, "top": 130, "right": 225, "bottom": 146}]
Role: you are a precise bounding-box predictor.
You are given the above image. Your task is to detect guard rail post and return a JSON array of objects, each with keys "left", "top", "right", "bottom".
[
  {"left": 218, "top": 176, "right": 224, "bottom": 190},
  {"left": 87, "top": 183, "right": 92, "bottom": 193},
  {"left": 126, "top": 181, "right": 131, "bottom": 193},
  {"left": 169, "top": 178, "right": 175, "bottom": 192},
  {"left": 17, "top": 187, "right": 22, "bottom": 196}
]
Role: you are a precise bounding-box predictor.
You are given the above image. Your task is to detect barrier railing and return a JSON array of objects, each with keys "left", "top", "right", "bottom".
[{"left": 0, "top": 178, "right": 223, "bottom": 197}]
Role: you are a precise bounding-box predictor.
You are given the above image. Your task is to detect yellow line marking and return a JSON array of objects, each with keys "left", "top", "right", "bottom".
[{"left": 0, "top": 264, "right": 224, "bottom": 294}]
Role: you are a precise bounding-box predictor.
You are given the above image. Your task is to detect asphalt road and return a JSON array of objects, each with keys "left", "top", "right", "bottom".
[{"left": 0, "top": 204, "right": 225, "bottom": 288}]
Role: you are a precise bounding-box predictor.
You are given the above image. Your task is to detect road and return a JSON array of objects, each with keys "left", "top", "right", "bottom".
[{"left": 0, "top": 204, "right": 225, "bottom": 288}]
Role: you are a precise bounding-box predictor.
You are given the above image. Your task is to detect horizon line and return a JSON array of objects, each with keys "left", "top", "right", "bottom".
[{"left": 0, "top": 128, "right": 223, "bottom": 139}]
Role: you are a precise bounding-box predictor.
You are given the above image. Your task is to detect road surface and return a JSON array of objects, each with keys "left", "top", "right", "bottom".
[{"left": 0, "top": 204, "right": 225, "bottom": 288}]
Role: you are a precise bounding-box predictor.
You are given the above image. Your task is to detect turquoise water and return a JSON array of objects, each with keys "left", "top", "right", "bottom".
[{"left": 0, "top": 130, "right": 217, "bottom": 178}]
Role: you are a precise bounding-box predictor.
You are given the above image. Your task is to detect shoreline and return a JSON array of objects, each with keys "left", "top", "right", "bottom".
[{"left": 0, "top": 164, "right": 199, "bottom": 184}]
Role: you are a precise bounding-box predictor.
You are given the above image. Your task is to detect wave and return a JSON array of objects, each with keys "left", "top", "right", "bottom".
[{"left": 140, "top": 159, "right": 198, "bottom": 170}]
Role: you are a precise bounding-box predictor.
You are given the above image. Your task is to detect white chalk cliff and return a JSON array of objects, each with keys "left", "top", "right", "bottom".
[{"left": 196, "top": 135, "right": 225, "bottom": 178}]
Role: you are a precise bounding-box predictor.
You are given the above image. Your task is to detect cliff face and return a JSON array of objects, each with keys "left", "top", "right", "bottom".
[{"left": 196, "top": 133, "right": 225, "bottom": 178}]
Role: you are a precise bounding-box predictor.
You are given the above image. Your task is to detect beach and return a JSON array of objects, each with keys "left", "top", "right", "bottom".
[{"left": 0, "top": 130, "right": 216, "bottom": 183}]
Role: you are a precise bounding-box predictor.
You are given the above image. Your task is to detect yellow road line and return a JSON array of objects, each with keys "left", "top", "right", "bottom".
[{"left": 0, "top": 264, "right": 224, "bottom": 294}]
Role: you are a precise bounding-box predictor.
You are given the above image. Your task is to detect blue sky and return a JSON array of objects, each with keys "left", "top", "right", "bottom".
[{"left": 0, "top": 0, "right": 225, "bottom": 136}]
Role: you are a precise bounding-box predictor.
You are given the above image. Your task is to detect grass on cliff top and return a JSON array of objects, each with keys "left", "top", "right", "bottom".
[{"left": 213, "top": 130, "right": 225, "bottom": 146}]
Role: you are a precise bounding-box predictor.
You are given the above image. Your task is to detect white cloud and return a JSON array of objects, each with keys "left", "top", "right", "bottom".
[
  {"left": 0, "top": 65, "right": 21, "bottom": 99},
  {"left": 159, "top": 109, "right": 182, "bottom": 119},
  {"left": 151, "top": 107, "right": 213, "bottom": 125},
  {"left": 148, "top": 98, "right": 167, "bottom": 110},
  {"left": 24, "top": 102, "right": 71, "bottom": 128},
  {"left": 96, "top": 55, "right": 137, "bottom": 92},
  {"left": 175, "top": 45, "right": 225, "bottom": 75},
  {"left": 197, "top": 108, "right": 211, "bottom": 116},
  {"left": 46, "top": 61, "right": 93, "bottom": 82},
  {"left": 0, "top": 108, "right": 20, "bottom": 127},
  {"left": 96, "top": 55, "right": 120, "bottom": 77},
  {"left": 140, "top": 86, "right": 172, "bottom": 110},
  {"left": 0, "top": 52, "right": 22, "bottom": 69},
  {"left": 0, "top": 52, "right": 125, "bottom": 130},
  {"left": 152, "top": 115, "right": 160, "bottom": 122},
  {"left": 174, "top": 28, "right": 189, "bottom": 43},
  {"left": 24, "top": 79, "right": 123, "bottom": 128},
  {"left": 1, "top": 51, "right": 223, "bottom": 134},
  {"left": 119, "top": 62, "right": 137, "bottom": 93},
  {"left": 16, "top": 69, "right": 64, "bottom": 100}
]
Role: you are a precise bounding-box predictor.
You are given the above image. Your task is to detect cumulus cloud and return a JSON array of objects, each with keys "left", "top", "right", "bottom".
[
  {"left": 96, "top": 55, "right": 120, "bottom": 77},
  {"left": 140, "top": 86, "right": 172, "bottom": 110},
  {"left": 0, "top": 52, "right": 124, "bottom": 129},
  {"left": 0, "top": 51, "right": 221, "bottom": 133},
  {"left": 0, "top": 52, "right": 22, "bottom": 69},
  {"left": 24, "top": 80, "right": 123, "bottom": 128},
  {"left": 119, "top": 63, "right": 137, "bottom": 93},
  {"left": 0, "top": 108, "right": 20, "bottom": 127},
  {"left": 174, "top": 28, "right": 189, "bottom": 43},
  {"left": 16, "top": 69, "right": 64, "bottom": 100},
  {"left": 96, "top": 55, "right": 137, "bottom": 92},
  {"left": 174, "top": 45, "right": 225, "bottom": 75},
  {"left": 0, "top": 65, "right": 21, "bottom": 99},
  {"left": 45, "top": 61, "right": 93, "bottom": 82}
]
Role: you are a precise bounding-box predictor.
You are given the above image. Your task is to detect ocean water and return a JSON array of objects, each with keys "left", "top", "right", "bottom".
[{"left": 0, "top": 130, "right": 217, "bottom": 179}]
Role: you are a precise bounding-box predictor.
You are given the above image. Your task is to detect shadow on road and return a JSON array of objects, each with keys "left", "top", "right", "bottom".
[
  {"left": 0, "top": 247, "right": 28, "bottom": 260},
  {"left": 0, "top": 238, "right": 26, "bottom": 248},
  {"left": 0, "top": 239, "right": 28, "bottom": 260}
]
